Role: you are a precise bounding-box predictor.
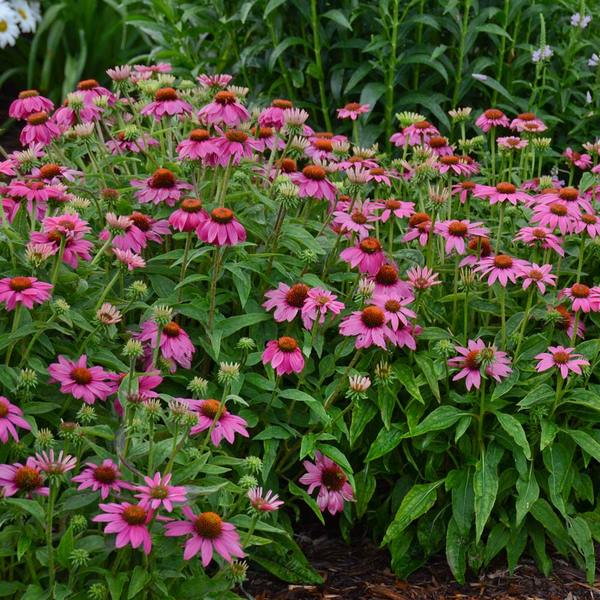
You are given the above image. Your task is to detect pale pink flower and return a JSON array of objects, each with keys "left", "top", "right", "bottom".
[
  {"left": 513, "top": 226, "right": 564, "bottom": 256},
  {"left": 93, "top": 502, "right": 153, "bottom": 554},
  {"left": 372, "top": 292, "right": 416, "bottom": 329},
  {"left": 32, "top": 450, "right": 77, "bottom": 474},
  {"left": 0, "top": 276, "right": 52, "bottom": 311},
  {"left": 337, "top": 102, "right": 369, "bottom": 120},
  {"left": 575, "top": 212, "right": 600, "bottom": 237},
  {"left": 406, "top": 266, "right": 441, "bottom": 290},
  {"left": 176, "top": 128, "right": 217, "bottom": 162},
  {"left": 372, "top": 198, "right": 415, "bottom": 222},
  {"left": 135, "top": 472, "right": 187, "bottom": 512},
  {"left": 262, "top": 337, "right": 305, "bottom": 375},
  {"left": 141, "top": 88, "right": 193, "bottom": 120},
  {"left": 0, "top": 396, "right": 31, "bottom": 443},
  {"left": 212, "top": 129, "right": 254, "bottom": 166},
  {"left": 475, "top": 108, "right": 509, "bottom": 132},
  {"left": 112, "top": 211, "right": 170, "bottom": 253},
  {"left": 473, "top": 182, "right": 530, "bottom": 205},
  {"left": 248, "top": 487, "right": 284, "bottom": 511},
  {"left": 531, "top": 202, "right": 578, "bottom": 235},
  {"left": 168, "top": 198, "right": 208, "bottom": 233},
  {"left": 113, "top": 248, "right": 146, "bottom": 270},
  {"left": 518, "top": 263, "right": 556, "bottom": 294},
  {"left": 564, "top": 147, "right": 592, "bottom": 170},
  {"left": 448, "top": 339, "right": 512, "bottom": 390},
  {"left": 497, "top": 136, "right": 528, "bottom": 150},
  {"left": 402, "top": 212, "right": 432, "bottom": 246},
  {"left": 390, "top": 120, "right": 439, "bottom": 147},
  {"left": 535, "top": 346, "right": 589, "bottom": 378},
  {"left": 510, "top": 112, "right": 546, "bottom": 132}
]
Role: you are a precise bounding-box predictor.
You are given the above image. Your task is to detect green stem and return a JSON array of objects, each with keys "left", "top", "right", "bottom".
[
  {"left": 452, "top": 0, "right": 472, "bottom": 108},
  {"left": 477, "top": 379, "right": 486, "bottom": 451},
  {"left": 499, "top": 286, "right": 507, "bottom": 347},
  {"left": 551, "top": 376, "right": 564, "bottom": 416},
  {"left": 46, "top": 483, "right": 57, "bottom": 593},
  {"left": 177, "top": 232, "right": 193, "bottom": 302},
  {"left": 310, "top": 0, "right": 331, "bottom": 130},
  {"left": 5, "top": 304, "right": 22, "bottom": 367},
  {"left": 514, "top": 288, "right": 534, "bottom": 358},
  {"left": 243, "top": 513, "right": 260, "bottom": 548},
  {"left": 93, "top": 270, "right": 121, "bottom": 313},
  {"left": 324, "top": 350, "right": 362, "bottom": 411},
  {"left": 207, "top": 246, "right": 223, "bottom": 332}
]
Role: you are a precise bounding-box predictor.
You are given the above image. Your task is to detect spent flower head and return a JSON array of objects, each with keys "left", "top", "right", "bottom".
[{"left": 396, "top": 111, "right": 426, "bottom": 127}]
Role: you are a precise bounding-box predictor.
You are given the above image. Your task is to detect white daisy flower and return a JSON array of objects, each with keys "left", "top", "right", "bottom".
[
  {"left": 13, "top": 0, "right": 40, "bottom": 33},
  {"left": 0, "top": 3, "right": 20, "bottom": 48}
]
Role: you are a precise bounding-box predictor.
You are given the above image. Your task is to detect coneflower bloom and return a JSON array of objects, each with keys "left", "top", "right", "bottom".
[
  {"left": 72, "top": 459, "right": 130, "bottom": 499},
  {"left": 106, "top": 132, "right": 158, "bottom": 155},
  {"left": 188, "top": 399, "right": 249, "bottom": 445},
  {"left": 372, "top": 198, "right": 415, "bottom": 222},
  {"left": 305, "top": 138, "right": 335, "bottom": 161},
  {"left": 564, "top": 147, "right": 592, "bottom": 170},
  {"left": 93, "top": 502, "right": 153, "bottom": 554},
  {"left": 473, "top": 182, "right": 530, "bottom": 205},
  {"left": 131, "top": 168, "right": 192, "bottom": 207},
  {"left": 452, "top": 180, "right": 476, "bottom": 204},
  {"left": 448, "top": 340, "right": 512, "bottom": 391},
  {"left": 459, "top": 236, "right": 493, "bottom": 269},
  {"left": 9, "top": 90, "right": 54, "bottom": 120},
  {"left": 390, "top": 120, "right": 439, "bottom": 147},
  {"left": 164, "top": 507, "right": 244, "bottom": 565},
  {"left": 20, "top": 111, "right": 60, "bottom": 146},
  {"left": 299, "top": 451, "right": 354, "bottom": 515},
  {"left": 0, "top": 396, "right": 31, "bottom": 443},
  {"left": 112, "top": 211, "right": 170, "bottom": 253},
  {"left": 138, "top": 320, "right": 195, "bottom": 370},
  {"left": 113, "top": 249, "right": 146, "bottom": 271},
  {"left": 337, "top": 102, "right": 369, "bottom": 120},
  {"left": 76, "top": 79, "right": 115, "bottom": 105},
  {"left": 560, "top": 283, "right": 600, "bottom": 313},
  {"left": 262, "top": 337, "right": 305, "bottom": 375},
  {"left": 213, "top": 129, "right": 254, "bottom": 166},
  {"left": 575, "top": 212, "right": 600, "bottom": 238},
  {"left": 301, "top": 287, "right": 344, "bottom": 329},
  {"left": 97, "top": 303, "right": 122, "bottom": 325},
  {"left": 340, "top": 237, "right": 386, "bottom": 276},
  {"left": 332, "top": 206, "right": 374, "bottom": 239},
  {"left": 263, "top": 282, "right": 310, "bottom": 322},
  {"left": 366, "top": 166, "right": 398, "bottom": 186},
  {"left": 372, "top": 292, "right": 416, "bottom": 329},
  {"left": 259, "top": 99, "right": 293, "bottom": 129},
  {"left": 518, "top": 263, "right": 556, "bottom": 294},
  {"left": 291, "top": 165, "right": 337, "bottom": 203},
  {"left": 248, "top": 487, "right": 284, "bottom": 511},
  {"left": 339, "top": 305, "right": 395, "bottom": 349},
  {"left": 168, "top": 198, "right": 208, "bottom": 233},
  {"left": 140, "top": 87, "right": 193, "bottom": 120},
  {"left": 135, "top": 472, "right": 187, "bottom": 512},
  {"left": 176, "top": 128, "right": 217, "bottom": 162},
  {"left": 531, "top": 202, "right": 578, "bottom": 235},
  {"left": 0, "top": 458, "right": 48, "bottom": 498},
  {"left": 249, "top": 126, "right": 284, "bottom": 152},
  {"left": 48, "top": 355, "right": 116, "bottom": 404},
  {"left": 394, "top": 322, "right": 421, "bottom": 350},
  {"left": 553, "top": 305, "right": 585, "bottom": 339},
  {"left": 536, "top": 186, "right": 592, "bottom": 213},
  {"left": 427, "top": 135, "right": 453, "bottom": 156},
  {"left": 196, "top": 207, "right": 246, "bottom": 246},
  {"left": 53, "top": 100, "right": 102, "bottom": 132},
  {"left": 198, "top": 90, "right": 249, "bottom": 127},
  {"left": 434, "top": 219, "right": 489, "bottom": 255},
  {"left": 32, "top": 450, "right": 77, "bottom": 474},
  {"left": 497, "top": 136, "right": 528, "bottom": 150},
  {"left": 403, "top": 212, "right": 431, "bottom": 246},
  {"left": 535, "top": 346, "right": 589, "bottom": 378},
  {"left": 513, "top": 226, "right": 564, "bottom": 256},
  {"left": 510, "top": 112, "right": 546, "bottom": 132},
  {"left": 371, "top": 263, "right": 413, "bottom": 297},
  {"left": 474, "top": 254, "right": 529, "bottom": 287},
  {"left": 436, "top": 155, "right": 476, "bottom": 176},
  {"left": 475, "top": 108, "right": 509, "bottom": 132},
  {"left": 406, "top": 265, "right": 441, "bottom": 290},
  {"left": 30, "top": 162, "right": 82, "bottom": 183},
  {"left": 0, "top": 277, "right": 52, "bottom": 311}
]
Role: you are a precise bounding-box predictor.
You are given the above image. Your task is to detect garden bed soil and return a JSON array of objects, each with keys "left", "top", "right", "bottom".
[{"left": 245, "top": 528, "right": 600, "bottom": 600}]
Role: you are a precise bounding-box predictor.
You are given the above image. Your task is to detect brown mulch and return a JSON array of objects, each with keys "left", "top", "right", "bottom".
[{"left": 244, "top": 529, "right": 600, "bottom": 600}]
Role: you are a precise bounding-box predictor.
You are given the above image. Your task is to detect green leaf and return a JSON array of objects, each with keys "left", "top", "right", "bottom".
[
  {"left": 323, "top": 9, "right": 352, "bottom": 30},
  {"left": 540, "top": 420, "right": 558, "bottom": 450},
  {"left": 4, "top": 498, "right": 45, "bottom": 527},
  {"left": 568, "top": 516, "right": 596, "bottom": 584},
  {"left": 494, "top": 412, "right": 531, "bottom": 459},
  {"left": 476, "top": 23, "right": 512, "bottom": 39},
  {"left": 56, "top": 526, "right": 74, "bottom": 569},
  {"left": 263, "top": 0, "right": 287, "bottom": 17},
  {"left": 410, "top": 406, "right": 468, "bottom": 437},
  {"left": 491, "top": 367, "right": 519, "bottom": 400},
  {"left": 448, "top": 468, "right": 474, "bottom": 536},
  {"left": 106, "top": 572, "right": 128, "bottom": 600},
  {"left": 394, "top": 362, "right": 424, "bottom": 403},
  {"left": 278, "top": 388, "right": 330, "bottom": 424},
  {"left": 473, "top": 444, "right": 503, "bottom": 543},
  {"left": 414, "top": 355, "right": 440, "bottom": 401},
  {"left": 565, "top": 429, "right": 600, "bottom": 463},
  {"left": 530, "top": 499, "right": 569, "bottom": 554},
  {"left": 515, "top": 463, "right": 539, "bottom": 526},
  {"left": 446, "top": 518, "right": 466, "bottom": 583},
  {"left": 215, "top": 313, "right": 270, "bottom": 338},
  {"left": 366, "top": 426, "right": 404, "bottom": 461},
  {"left": 317, "top": 444, "right": 353, "bottom": 475},
  {"left": 354, "top": 469, "right": 376, "bottom": 519},
  {"left": 484, "top": 523, "right": 510, "bottom": 566},
  {"left": 382, "top": 480, "right": 444, "bottom": 544},
  {"left": 128, "top": 566, "right": 151, "bottom": 599},
  {"left": 517, "top": 384, "right": 554, "bottom": 409},
  {"left": 288, "top": 481, "right": 325, "bottom": 525},
  {"left": 350, "top": 400, "right": 377, "bottom": 447},
  {"left": 542, "top": 442, "right": 570, "bottom": 516},
  {"left": 475, "top": 74, "right": 513, "bottom": 103}
]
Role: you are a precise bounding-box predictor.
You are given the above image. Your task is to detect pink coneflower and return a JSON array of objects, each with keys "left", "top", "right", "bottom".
[
  {"left": 196, "top": 207, "right": 246, "bottom": 246},
  {"left": 138, "top": 320, "right": 195, "bottom": 370},
  {"left": 332, "top": 206, "right": 374, "bottom": 239},
  {"left": 30, "top": 162, "right": 82, "bottom": 183},
  {"left": 164, "top": 507, "right": 244, "bottom": 565},
  {"left": 93, "top": 502, "right": 153, "bottom": 554},
  {"left": 301, "top": 287, "right": 345, "bottom": 329},
  {"left": 131, "top": 168, "right": 193, "bottom": 207},
  {"left": 459, "top": 236, "right": 493, "bottom": 269},
  {"left": 475, "top": 108, "right": 509, "bottom": 132},
  {"left": 249, "top": 126, "right": 285, "bottom": 153},
  {"left": 371, "top": 263, "right": 413, "bottom": 297},
  {"left": 32, "top": 450, "right": 77, "bottom": 474},
  {"left": 262, "top": 337, "right": 305, "bottom": 375},
  {"left": 106, "top": 132, "right": 158, "bottom": 155},
  {"left": 299, "top": 451, "right": 354, "bottom": 515},
  {"left": 427, "top": 135, "right": 453, "bottom": 156},
  {"left": 436, "top": 155, "right": 476, "bottom": 176},
  {"left": 141, "top": 87, "right": 193, "bottom": 120},
  {"left": 366, "top": 166, "right": 398, "bottom": 186},
  {"left": 291, "top": 165, "right": 337, "bottom": 203},
  {"left": 198, "top": 90, "right": 249, "bottom": 127},
  {"left": 339, "top": 305, "right": 395, "bottom": 349},
  {"left": 406, "top": 265, "right": 441, "bottom": 290},
  {"left": 448, "top": 340, "right": 512, "bottom": 391},
  {"left": 553, "top": 305, "right": 585, "bottom": 339},
  {"left": 263, "top": 282, "right": 310, "bottom": 322},
  {"left": 72, "top": 459, "right": 129, "bottom": 499},
  {"left": 434, "top": 219, "right": 489, "bottom": 255},
  {"left": 510, "top": 112, "right": 546, "bottom": 132},
  {"left": 390, "top": 120, "right": 439, "bottom": 147},
  {"left": 518, "top": 263, "right": 556, "bottom": 294},
  {"left": 6, "top": 179, "right": 65, "bottom": 214},
  {"left": 336, "top": 155, "right": 379, "bottom": 171},
  {"left": 135, "top": 472, "right": 187, "bottom": 512},
  {"left": 176, "top": 128, "right": 217, "bottom": 163},
  {"left": 76, "top": 79, "right": 115, "bottom": 105},
  {"left": 48, "top": 355, "right": 116, "bottom": 404},
  {"left": 134, "top": 63, "right": 172, "bottom": 78},
  {"left": 0, "top": 159, "right": 17, "bottom": 177},
  {"left": 340, "top": 237, "right": 386, "bottom": 276},
  {"left": 0, "top": 277, "right": 52, "bottom": 311},
  {"left": 53, "top": 101, "right": 102, "bottom": 133},
  {"left": 113, "top": 248, "right": 146, "bottom": 271},
  {"left": 20, "top": 111, "right": 61, "bottom": 146},
  {"left": 575, "top": 212, "right": 600, "bottom": 238},
  {"left": 452, "top": 180, "right": 476, "bottom": 204},
  {"left": 106, "top": 65, "right": 132, "bottom": 81},
  {"left": 536, "top": 186, "right": 592, "bottom": 213},
  {"left": 9, "top": 90, "right": 54, "bottom": 120},
  {"left": 0, "top": 458, "right": 48, "bottom": 498},
  {"left": 112, "top": 211, "right": 170, "bottom": 253},
  {"left": 535, "top": 346, "right": 589, "bottom": 379},
  {"left": 337, "top": 102, "right": 369, "bottom": 120},
  {"left": 497, "top": 136, "right": 528, "bottom": 150},
  {"left": 213, "top": 129, "right": 254, "bottom": 166},
  {"left": 531, "top": 202, "right": 577, "bottom": 235},
  {"left": 474, "top": 254, "right": 529, "bottom": 287},
  {"left": 473, "top": 182, "right": 530, "bottom": 205},
  {"left": 372, "top": 292, "right": 415, "bottom": 329},
  {"left": 0, "top": 396, "right": 31, "bottom": 443},
  {"left": 513, "top": 226, "right": 564, "bottom": 256},
  {"left": 259, "top": 99, "right": 293, "bottom": 129},
  {"left": 97, "top": 303, "right": 122, "bottom": 325},
  {"left": 394, "top": 322, "right": 421, "bottom": 350},
  {"left": 188, "top": 399, "right": 249, "bottom": 445},
  {"left": 560, "top": 283, "right": 600, "bottom": 313},
  {"left": 248, "top": 487, "right": 284, "bottom": 511},
  {"left": 564, "top": 148, "right": 592, "bottom": 170},
  {"left": 403, "top": 212, "right": 431, "bottom": 246},
  {"left": 305, "top": 138, "right": 335, "bottom": 161},
  {"left": 169, "top": 198, "right": 208, "bottom": 233},
  {"left": 372, "top": 198, "right": 414, "bottom": 222}
]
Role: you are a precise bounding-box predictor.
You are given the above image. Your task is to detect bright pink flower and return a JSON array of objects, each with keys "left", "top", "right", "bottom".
[
  {"left": 475, "top": 108, "right": 509, "bottom": 132},
  {"left": 299, "top": 451, "right": 354, "bottom": 515},
  {"left": 474, "top": 254, "right": 530, "bottom": 287},
  {"left": 0, "top": 458, "right": 48, "bottom": 498},
  {"left": 510, "top": 112, "right": 546, "bottom": 132},
  {"left": 497, "top": 136, "right": 528, "bottom": 150},
  {"left": 48, "top": 355, "right": 116, "bottom": 405},
  {"left": 291, "top": 165, "right": 337, "bottom": 203},
  {"left": 518, "top": 263, "right": 556, "bottom": 294},
  {"left": 553, "top": 305, "right": 585, "bottom": 340},
  {"left": 427, "top": 135, "right": 454, "bottom": 156},
  {"left": 531, "top": 202, "right": 578, "bottom": 235},
  {"left": 394, "top": 322, "right": 420, "bottom": 350},
  {"left": 9, "top": 90, "right": 54, "bottom": 120},
  {"left": 372, "top": 198, "right": 414, "bottom": 222},
  {"left": 196, "top": 207, "right": 246, "bottom": 246},
  {"left": 0, "top": 159, "right": 17, "bottom": 177},
  {"left": 53, "top": 102, "right": 102, "bottom": 132},
  {"left": 168, "top": 198, "right": 208, "bottom": 233},
  {"left": 436, "top": 155, "right": 478, "bottom": 176},
  {"left": 337, "top": 102, "right": 369, "bottom": 120},
  {"left": 93, "top": 502, "right": 153, "bottom": 554},
  {"left": 140, "top": 87, "right": 193, "bottom": 120},
  {"left": 372, "top": 292, "right": 416, "bottom": 329},
  {"left": 135, "top": 472, "right": 187, "bottom": 512},
  {"left": 106, "top": 65, "right": 132, "bottom": 81},
  {"left": 262, "top": 337, "right": 305, "bottom": 375},
  {"left": 113, "top": 248, "right": 146, "bottom": 271},
  {"left": 263, "top": 282, "right": 310, "bottom": 322},
  {"left": 371, "top": 263, "right": 413, "bottom": 298},
  {"left": 301, "top": 287, "right": 344, "bottom": 329},
  {"left": 29, "top": 227, "right": 92, "bottom": 268},
  {"left": 535, "top": 346, "right": 589, "bottom": 378},
  {"left": 72, "top": 459, "right": 130, "bottom": 499},
  {"left": 403, "top": 212, "right": 431, "bottom": 246},
  {"left": 5, "top": 179, "right": 64, "bottom": 219},
  {"left": 32, "top": 450, "right": 77, "bottom": 475},
  {"left": 164, "top": 507, "right": 244, "bottom": 566},
  {"left": 259, "top": 99, "right": 293, "bottom": 129},
  {"left": 575, "top": 212, "right": 600, "bottom": 237},
  {"left": 112, "top": 211, "right": 170, "bottom": 253},
  {"left": 305, "top": 138, "right": 335, "bottom": 161},
  {"left": 20, "top": 111, "right": 61, "bottom": 146},
  {"left": 390, "top": 120, "right": 439, "bottom": 147},
  {"left": 452, "top": 180, "right": 476, "bottom": 204},
  {"left": 339, "top": 305, "right": 395, "bottom": 349},
  {"left": 406, "top": 266, "right": 441, "bottom": 290},
  {"left": 366, "top": 166, "right": 398, "bottom": 186},
  {"left": 248, "top": 487, "right": 284, "bottom": 511},
  {"left": 138, "top": 320, "right": 195, "bottom": 371},
  {"left": 0, "top": 396, "right": 30, "bottom": 443},
  {"left": 513, "top": 226, "right": 564, "bottom": 256},
  {"left": 448, "top": 339, "right": 512, "bottom": 391},
  {"left": 536, "top": 186, "right": 592, "bottom": 213},
  {"left": 212, "top": 129, "right": 254, "bottom": 166},
  {"left": 106, "top": 132, "right": 158, "bottom": 154},
  {"left": 30, "top": 162, "right": 82, "bottom": 183},
  {"left": 131, "top": 168, "right": 192, "bottom": 207},
  {"left": 560, "top": 283, "right": 600, "bottom": 313},
  {"left": 188, "top": 399, "right": 249, "bottom": 445},
  {"left": 332, "top": 205, "right": 374, "bottom": 239},
  {"left": 0, "top": 277, "right": 52, "bottom": 311},
  {"left": 76, "top": 79, "right": 115, "bottom": 105},
  {"left": 249, "top": 126, "right": 285, "bottom": 153},
  {"left": 198, "top": 90, "right": 249, "bottom": 127},
  {"left": 473, "top": 182, "right": 530, "bottom": 205},
  {"left": 564, "top": 147, "right": 592, "bottom": 170},
  {"left": 135, "top": 63, "right": 172, "bottom": 76},
  {"left": 176, "top": 128, "right": 217, "bottom": 163},
  {"left": 340, "top": 237, "right": 386, "bottom": 276},
  {"left": 434, "top": 219, "right": 489, "bottom": 255}
]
